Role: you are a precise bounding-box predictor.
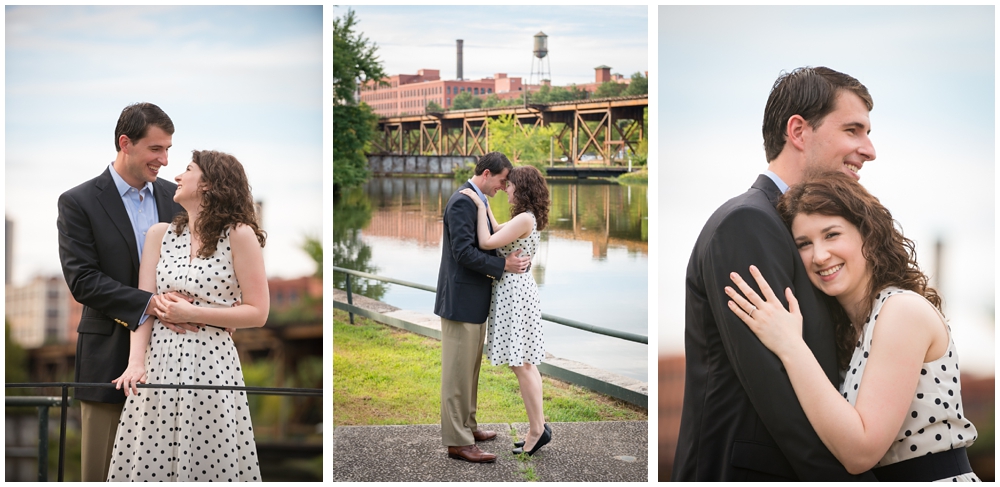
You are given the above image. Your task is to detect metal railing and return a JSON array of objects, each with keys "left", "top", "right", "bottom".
[
  {"left": 5, "top": 382, "right": 322, "bottom": 482},
  {"left": 332, "top": 265, "right": 647, "bottom": 344}
]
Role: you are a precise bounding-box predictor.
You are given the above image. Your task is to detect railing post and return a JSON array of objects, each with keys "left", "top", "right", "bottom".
[
  {"left": 37, "top": 404, "right": 49, "bottom": 481},
  {"left": 59, "top": 386, "right": 67, "bottom": 482},
  {"left": 346, "top": 273, "right": 355, "bottom": 324}
]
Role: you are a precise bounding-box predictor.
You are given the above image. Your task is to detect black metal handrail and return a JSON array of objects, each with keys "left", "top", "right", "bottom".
[
  {"left": 332, "top": 265, "right": 648, "bottom": 344},
  {"left": 5, "top": 382, "right": 322, "bottom": 482}
]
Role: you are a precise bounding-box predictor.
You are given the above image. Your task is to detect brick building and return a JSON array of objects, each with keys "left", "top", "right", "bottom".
[{"left": 359, "top": 64, "right": 640, "bottom": 117}]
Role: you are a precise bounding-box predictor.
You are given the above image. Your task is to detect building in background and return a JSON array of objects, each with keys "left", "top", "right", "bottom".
[{"left": 5, "top": 275, "right": 76, "bottom": 348}]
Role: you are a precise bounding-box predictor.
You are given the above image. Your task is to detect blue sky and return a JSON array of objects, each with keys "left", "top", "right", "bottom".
[
  {"left": 657, "top": 6, "right": 995, "bottom": 375},
  {"left": 342, "top": 5, "right": 647, "bottom": 86},
  {"left": 5, "top": 6, "right": 323, "bottom": 283}
]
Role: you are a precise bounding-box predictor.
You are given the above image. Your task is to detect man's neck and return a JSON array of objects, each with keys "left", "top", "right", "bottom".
[
  {"left": 112, "top": 154, "right": 145, "bottom": 190},
  {"left": 766, "top": 153, "right": 805, "bottom": 187},
  {"left": 469, "top": 175, "right": 486, "bottom": 189}
]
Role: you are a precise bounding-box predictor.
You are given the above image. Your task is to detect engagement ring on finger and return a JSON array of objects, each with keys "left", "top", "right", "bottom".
[{"left": 749, "top": 305, "right": 757, "bottom": 318}]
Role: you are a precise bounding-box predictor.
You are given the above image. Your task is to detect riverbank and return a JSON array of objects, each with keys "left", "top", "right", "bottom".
[{"left": 333, "top": 308, "right": 646, "bottom": 426}]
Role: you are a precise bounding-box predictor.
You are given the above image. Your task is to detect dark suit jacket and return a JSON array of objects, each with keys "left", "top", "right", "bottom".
[
  {"left": 672, "top": 175, "right": 873, "bottom": 481},
  {"left": 57, "top": 167, "right": 182, "bottom": 403},
  {"left": 434, "top": 181, "right": 505, "bottom": 324}
]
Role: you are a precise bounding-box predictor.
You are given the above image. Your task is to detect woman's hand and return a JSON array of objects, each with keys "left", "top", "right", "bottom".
[
  {"left": 725, "top": 265, "right": 805, "bottom": 358},
  {"left": 154, "top": 292, "right": 200, "bottom": 324},
  {"left": 458, "top": 188, "right": 485, "bottom": 208},
  {"left": 112, "top": 361, "right": 147, "bottom": 396}
]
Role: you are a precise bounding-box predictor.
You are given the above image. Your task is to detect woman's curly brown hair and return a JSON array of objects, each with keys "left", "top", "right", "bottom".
[
  {"left": 777, "top": 171, "right": 941, "bottom": 370},
  {"left": 507, "top": 165, "right": 549, "bottom": 230},
  {"left": 172, "top": 150, "right": 266, "bottom": 258}
]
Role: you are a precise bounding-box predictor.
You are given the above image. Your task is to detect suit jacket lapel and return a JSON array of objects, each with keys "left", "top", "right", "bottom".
[
  {"left": 95, "top": 169, "right": 142, "bottom": 270},
  {"left": 154, "top": 179, "right": 177, "bottom": 223}
]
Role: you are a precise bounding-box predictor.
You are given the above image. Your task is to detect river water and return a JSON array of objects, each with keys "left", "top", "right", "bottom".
[{"left": 334, "top": 176, "right": 649, "bottom": 381}]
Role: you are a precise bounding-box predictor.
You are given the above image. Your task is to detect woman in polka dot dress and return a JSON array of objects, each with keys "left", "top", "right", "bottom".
[
  {"left": 459, "top": 165, "right": 552, "bottom": 456},
  {"left": 725, "top": 172, "right": 978, "bottom": 481},
  {"left": 109, "top": 150, "right": 269, "bottom": 481}
]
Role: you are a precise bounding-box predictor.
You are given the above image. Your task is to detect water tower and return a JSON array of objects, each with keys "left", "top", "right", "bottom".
[{"left": 529, "top": 31, "right": 551, "bottom": 87}]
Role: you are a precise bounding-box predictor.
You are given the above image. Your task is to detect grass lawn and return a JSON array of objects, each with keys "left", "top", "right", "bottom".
[{"left": 333, "top": 309, "right": 646, "bottom": 426}]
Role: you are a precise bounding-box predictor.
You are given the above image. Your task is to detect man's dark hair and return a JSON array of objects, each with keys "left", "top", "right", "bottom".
[
  {"left": 475, "top": 152, "right": 513, "bottom": 176},
  {"left": 762, "top": 67, "right": 873, "bottom": 162},
  {"left": 115, "top": 102, "right": 175, "bottom": 152}
]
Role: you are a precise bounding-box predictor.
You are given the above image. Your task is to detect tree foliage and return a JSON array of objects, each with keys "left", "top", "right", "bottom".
[
  {"left": 529, "top": 84, "right": 587, "bottom": 104},
  {"left": 621, "top": 72, "right": 648, "bottom": 97},
  {"left": 6, "top": 321, "right": 28, "bottom": 385},
  {"left": 450, "top": 91, "right": 482, "bottom": 110},
  {"left": 487, "top": 114, "right": 558, "bottom": 167},
  {"left": 594, "top": 80, "right": 627, "bottom": 99},
  {"left": 426, "top": 100, "right": 444, "bottom": 113},
  {"left": 332, "top": 8, "right": 387, "bottom": 193}
]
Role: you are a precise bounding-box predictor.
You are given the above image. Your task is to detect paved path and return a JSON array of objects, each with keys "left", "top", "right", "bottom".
[{"left": 332, "top": 421, "right": 648, "bottom": 482}]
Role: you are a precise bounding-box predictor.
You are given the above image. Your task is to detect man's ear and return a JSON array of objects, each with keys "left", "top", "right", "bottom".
[
  {"left": 119, "top": 134, "right": 132, "bottom": 153},
  {"left": 481, "top": 169, "right": 491, "bottom": 178},
  {"left": 786, "top": 115, "right": 808, "bottom": 151}
]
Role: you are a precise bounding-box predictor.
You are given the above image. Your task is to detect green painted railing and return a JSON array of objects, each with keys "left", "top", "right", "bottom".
[
  {"left": 332, "top": 265, "right": 647, "bottom": 344},
  {"left": 5, "top": 382, "right": 322, "bottom": 482}
]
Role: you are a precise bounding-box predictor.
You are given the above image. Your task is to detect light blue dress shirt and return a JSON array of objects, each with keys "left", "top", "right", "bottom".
[
  {"left": 108, "top": 163, "right": 160, "bottom": 326},
  {"left": 467, "top": 179, "right": 493, "bottom": 233},
  {"left": 763, "top": 170, "right": 789, "bottom": 194}
]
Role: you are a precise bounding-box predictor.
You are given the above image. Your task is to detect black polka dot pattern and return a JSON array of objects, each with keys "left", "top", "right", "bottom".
[
  {"left": 840, "top": 287, "right": 978, "bottom": 481},
  {"left": 108, "top": 226, "right": 261, "bottom": 482},
  {"left": 486, "top": 214, "right": 544, "bottom": 366}
]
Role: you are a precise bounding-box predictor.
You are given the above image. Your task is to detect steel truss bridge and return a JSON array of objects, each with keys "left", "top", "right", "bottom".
[{"left": 370, "top": 95, "right": 647, "bottom": 165}]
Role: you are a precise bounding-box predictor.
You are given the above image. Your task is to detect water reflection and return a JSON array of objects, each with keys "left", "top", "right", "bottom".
[{"left": 333, "top": 176, "right": 649, "bottom": 381}]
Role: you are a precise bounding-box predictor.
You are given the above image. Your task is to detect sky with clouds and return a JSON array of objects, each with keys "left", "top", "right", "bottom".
[
  {"left": 342, "top": 5, "right": 647, "bottom": 87},
  {"left": 5, "top": 5, "right": 323, "bottom": 284},
  {"left": 657, "top": 6, "right": 995, "bottom": 375}
]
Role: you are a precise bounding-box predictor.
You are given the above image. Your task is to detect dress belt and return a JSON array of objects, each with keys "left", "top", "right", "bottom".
[{"left": 872, "top": 447, "right": 973, "bottom": 481}]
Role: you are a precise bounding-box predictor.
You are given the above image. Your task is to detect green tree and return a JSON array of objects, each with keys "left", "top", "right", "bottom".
[
  {"left": 332, "top": 8, "right": 387, "bottom": 194},
  {"left": 426, "top": 100, "right": 444, "bottom": 113},
  {"left": 451, "top": 91, "right": 482, "bottom": 110},
  {"left": 621, "top": 71, "right": 648, "bottom": 97},
  {"left": 487, "top": 113, "right": 558, "bottom": 167},
  {"left": 530, "top": 85, "right": 553, "bottom": 104},
  {"left": 593, "top": 81, "right": 627, "bottom": 99},
  {"left": 6, "top": 320, "right": 28, "bottom": 385},
  {"left": 480, "top": 94, "right": 503, "bottom": 108},
  {"left": 302, "top": 236, "right": 322, "bottom": 278}
]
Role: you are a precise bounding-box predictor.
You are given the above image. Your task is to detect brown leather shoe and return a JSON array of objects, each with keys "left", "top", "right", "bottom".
[
  {"left": 472, "top": 429, "right": 497, "bottom": 442},
  {"left": 447, "top": 445, "right": 497, "bottom": 463}
]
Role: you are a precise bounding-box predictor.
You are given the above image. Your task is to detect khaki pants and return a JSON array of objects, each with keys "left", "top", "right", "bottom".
[
  {"left": 80, "top": 400, "right": 124, "bottom": 482},
  {"left": 440, "top": 317, "right": 487, "bottom": 447}
]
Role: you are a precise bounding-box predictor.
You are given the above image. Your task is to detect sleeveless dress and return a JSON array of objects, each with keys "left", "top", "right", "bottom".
[
  {"left": 840, "top": 287, "right": 979, "bottom": 482},
  {"left": 487, "top": 213, "right": 544, "bottom": 366},
  {"left": 108, "top": 226, "right": 261, "bottom": 482}
]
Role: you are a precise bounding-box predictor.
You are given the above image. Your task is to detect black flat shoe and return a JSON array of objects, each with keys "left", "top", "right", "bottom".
[
  {"left": 514, "top": 424, "right": 551, "bottom": 448},
  {"left": 513, "top": 426, "right": 551, "bottom": 456}
]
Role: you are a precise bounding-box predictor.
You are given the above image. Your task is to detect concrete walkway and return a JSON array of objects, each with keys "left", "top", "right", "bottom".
[{"left": 332, "top": 421, "right": 648, "bottom": 482}]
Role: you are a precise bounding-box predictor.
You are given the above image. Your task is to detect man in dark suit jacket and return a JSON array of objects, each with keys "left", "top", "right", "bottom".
[
  {"left": 57, "top": 103, "right": 189, "bottom": 481},
  {"left": 673, "top": 67, "right": 878, "bottom": 480},
  {"left": 434, "top": 152, "right": 529, "bottom": 463}
]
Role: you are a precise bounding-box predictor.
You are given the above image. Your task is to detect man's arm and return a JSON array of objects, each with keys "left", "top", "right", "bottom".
[
  {"left": 704, "top": 206, "right": 869, "bottom": 481},
  {"left": 57, "top": 191, "right": 152, "bottom": 330}
]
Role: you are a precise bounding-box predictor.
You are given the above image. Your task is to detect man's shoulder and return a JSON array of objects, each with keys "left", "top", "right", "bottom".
[
  {"left": 702, "top": 184, "right": 779, "bottom": 233},
  {"left": 60, "top": 168, "right": 112, "bottom": 200}
]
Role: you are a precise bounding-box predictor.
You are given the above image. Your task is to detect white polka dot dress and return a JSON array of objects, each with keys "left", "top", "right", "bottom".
[
  {"left": 840, "top": 287, "right": 979, "bottom": 482},
  {"left": 108, "top": 226, "right": 261, "bottom": 482},
  {"left": 487, "top": 213, "right": 544, "bottom": 366}
]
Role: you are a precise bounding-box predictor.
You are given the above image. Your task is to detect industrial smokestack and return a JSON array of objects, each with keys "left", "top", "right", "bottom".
[{"left": 456, "top": 39, "right": 464, "bottom": 80}]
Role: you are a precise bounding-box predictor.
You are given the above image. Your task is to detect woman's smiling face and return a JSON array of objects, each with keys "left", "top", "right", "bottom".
[{"left": 792, "top": 213, "right": 870, "bottom": 310}]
